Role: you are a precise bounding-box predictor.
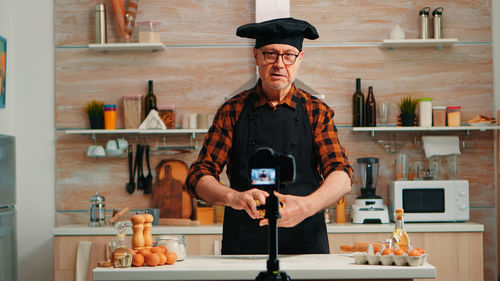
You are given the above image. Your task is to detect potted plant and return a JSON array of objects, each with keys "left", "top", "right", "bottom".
[
  {"left": 84, "top": 100, "right": 105, "bottom": 129},
  {"left": 398, "top": 96, "right": 417, "bottom": 126}
]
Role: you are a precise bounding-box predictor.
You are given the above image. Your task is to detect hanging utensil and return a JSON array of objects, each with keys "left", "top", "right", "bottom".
[
  {"left": 126, "top": 145, "right": 135, "bottom": 194},
  {"left": 135, "top": 143, "right": 144, "bottom": 191},
  {"left": 137, "top": 144, "right": 147, "bottom": 191},
  {"left": 144, "top": 144, "right": 153, "bottom": 194}
]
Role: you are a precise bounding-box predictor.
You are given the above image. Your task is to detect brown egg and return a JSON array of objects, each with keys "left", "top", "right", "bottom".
[
  {"left": 150, "top": 246, "right": 163, "bottom": 254},
  {"left": 158, "top": 253, "right": 167, "bottom": 265},
  {"left": 132, "top": 254, "right": 144, "bottom": 267},
  {"left": 166, "top": 252, "right": 177, "bottom": 265}
]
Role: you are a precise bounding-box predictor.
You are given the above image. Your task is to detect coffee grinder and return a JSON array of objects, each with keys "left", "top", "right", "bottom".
[{"left": 351, "top": 157, "right": 389, "bottom": 224}]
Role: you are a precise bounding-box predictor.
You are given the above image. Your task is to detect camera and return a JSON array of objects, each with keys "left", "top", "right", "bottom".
[{"left": 248, "top": 147, "right": 296, "bottom": 189}]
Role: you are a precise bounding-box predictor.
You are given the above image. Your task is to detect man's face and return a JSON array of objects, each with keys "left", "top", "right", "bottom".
[{"left": 253, "top": 44, "right": 303, "bottom": 93}]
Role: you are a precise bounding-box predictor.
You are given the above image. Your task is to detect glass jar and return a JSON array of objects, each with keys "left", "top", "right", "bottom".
[
  {"left": 123, "top": 95, "right": 142, "bottom": 129},
  {"left": 158, "top": 106, "right": 175, "bottom": 129},
  {"left": 432, "top": 106, "right": 446, "bottom": 127},
  {"left": 446, "top": 106, "right": 461, "bottom": 126},
  {"left": 156, "top": 235, "right": 187, "bottom": 261},
  {"left": 418, "top": 98, "right": 432, "bottom": 127},
  {"left": 137, "top": 20, "right": 161, "bottom": 43}
]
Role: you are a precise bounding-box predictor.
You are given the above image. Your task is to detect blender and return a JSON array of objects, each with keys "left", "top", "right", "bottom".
[{"left": 351, "top": 157, "right": 389, "bottom": 224}]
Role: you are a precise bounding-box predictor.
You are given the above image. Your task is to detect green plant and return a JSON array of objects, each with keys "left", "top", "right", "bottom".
[
  {"left": 398, "top": 96, "right": 417, "bottom": 115},
  {"left": 83, "top": 100, "right": 104, "bottom": 117}
]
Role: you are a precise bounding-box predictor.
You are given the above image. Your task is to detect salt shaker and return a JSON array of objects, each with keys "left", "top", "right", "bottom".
[
  {"left": 432, "top": 7, "right": 444, "bottom": 39},
  {"left": 419, "top": 7, "right": 431, "bottom": 39}
]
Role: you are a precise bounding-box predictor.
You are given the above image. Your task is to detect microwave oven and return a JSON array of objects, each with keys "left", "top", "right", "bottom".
[{"left": 389, "top": 180, "right": 469, "bottom": 222}]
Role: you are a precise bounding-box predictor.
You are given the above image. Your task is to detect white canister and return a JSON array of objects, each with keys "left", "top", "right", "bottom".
[
  {"left": 156, "top": 235, "right": 187, "bottom": 261},
  {"left": 418, "top": 98, "right": 432, "bottom": 127}
]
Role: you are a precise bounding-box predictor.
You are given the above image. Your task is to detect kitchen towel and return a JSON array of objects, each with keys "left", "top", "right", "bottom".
[
  {"left": 422, "top": 136, "right": 461, "bottom": 158},
  {"left": 87, "top": 242, "right": 108, "bottom": 281},
  {"left": 75, "top": 241, "right": 92, "bottom": 281}
]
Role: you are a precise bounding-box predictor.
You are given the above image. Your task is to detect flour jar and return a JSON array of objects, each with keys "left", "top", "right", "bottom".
[
  {"left": 156, "top": 235, "right": 187, "bottom": 261},
  {"left": 418, "top": 98, "right": 432, "bottom": 127}
]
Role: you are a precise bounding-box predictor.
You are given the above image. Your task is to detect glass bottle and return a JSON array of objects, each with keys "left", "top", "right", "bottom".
[
  {"left": 391, "top": 209, "right": 410, "bottom": 252},
  {"left": 144, "top": 80, "right": 157, "bottom": 118},
  {"left": 365, "top": 86, "right": 376, "bottom": 127},
  {"left": 352, "top": 78, "right": 365, "bottom": 127}
]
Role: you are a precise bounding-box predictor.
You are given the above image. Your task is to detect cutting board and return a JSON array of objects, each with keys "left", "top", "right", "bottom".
[{"left": 153, "top": 159, "right": 196, "bottom": 220}]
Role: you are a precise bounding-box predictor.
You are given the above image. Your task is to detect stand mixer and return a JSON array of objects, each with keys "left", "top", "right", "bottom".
[{"left": 351, "top": 157, "right": 389, "bottom": 224}]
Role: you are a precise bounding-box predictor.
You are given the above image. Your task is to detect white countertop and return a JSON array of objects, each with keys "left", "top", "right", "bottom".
[
  {"left": 92, "top": 254, "right": 435, "bottom": 280},
  {"left": 54, "top": 222, "right": 484, "bottom": 236}
]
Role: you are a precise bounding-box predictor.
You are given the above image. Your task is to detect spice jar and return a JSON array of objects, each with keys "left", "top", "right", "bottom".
[
  {"left": 418, "top": 98, "right": 432, "bottom": 127},
  {"left": 432, "top": 106, "right": 446, "bottom": 126},
  {"left": 123, "top": 95, "right": 142, "bottom": 129},
  {"left": 446, "top": 106, "right": 461, "bottom": 126},
  {"left": 104, "top": 104, "right": 117, "bottom": 130},
  {"left": 158, "top": 106, "right": 175, "bottom": 129},
  {"left": 156, "top": 235, "right": 187, "bottom": 261}
]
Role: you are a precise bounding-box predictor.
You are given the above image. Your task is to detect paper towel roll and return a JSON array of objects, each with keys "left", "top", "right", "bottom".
[{"left": 422, "top": 136, "right": 461, "bottom": 158}]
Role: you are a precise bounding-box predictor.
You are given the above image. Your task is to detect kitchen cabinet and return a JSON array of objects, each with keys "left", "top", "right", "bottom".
[{"left": 53, "top": 223, "right": 483, "bottom": 281}]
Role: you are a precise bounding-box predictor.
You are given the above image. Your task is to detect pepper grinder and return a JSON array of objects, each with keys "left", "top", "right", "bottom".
[
  {"left": 131, "top": 214, "right": 145, "bottom": 250},
  {"left": 143, "top": 213, "right": 154, "bottom": 249}
]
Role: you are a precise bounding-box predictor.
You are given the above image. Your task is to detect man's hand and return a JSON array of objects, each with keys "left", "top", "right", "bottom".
[
  {"left": 227, "top": 188, "right": 269, "bottom": 219},
  {"left": 259, "top": 191, "right": 313, "bottom": 227}
]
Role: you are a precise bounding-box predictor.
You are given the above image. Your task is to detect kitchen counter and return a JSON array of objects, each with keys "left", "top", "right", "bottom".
[
  {"left": 54, "top": 222, "right": 484, "bottom": 236},
  {"left": 92, "top": 254, "right": 435, "bottom": 281}
]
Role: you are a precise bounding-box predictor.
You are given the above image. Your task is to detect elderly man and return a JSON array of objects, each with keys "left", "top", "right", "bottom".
[{"left": 187, "top": 17, "right": 352, "bottom": 255}]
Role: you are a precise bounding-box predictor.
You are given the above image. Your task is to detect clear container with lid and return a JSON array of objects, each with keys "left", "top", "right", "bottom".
[
  {"left": 446, "top": 106, "right": 461, "bottom": 126},
  {"left": 137, "top": 20, "right": 161, "bottom": 43},
  {"left": 418, "top": 98, "right": 432, "bottom": 127},
  {"left": 432, "top": 106, "right": 446, "bottom": 126},
  {"left": 156, "top": 235, "right": 187, "bottom": 261},
  {"left": 123, "top": 95, "right": 142, "bottom": 129}
]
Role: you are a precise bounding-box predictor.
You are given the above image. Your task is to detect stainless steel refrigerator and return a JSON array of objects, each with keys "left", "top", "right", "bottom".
[{"left": 0, "top": 135, "right": 16, "bottom": 281}]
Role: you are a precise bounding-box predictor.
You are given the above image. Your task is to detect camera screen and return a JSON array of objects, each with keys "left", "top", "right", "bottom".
[{"left": 251, "top": 168, "right": 276, "bottom": 185}]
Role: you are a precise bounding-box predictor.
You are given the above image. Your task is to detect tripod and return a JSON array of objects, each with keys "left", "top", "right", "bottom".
[{"left": 255, "top": 183, "right": 291, "bottom": 281}]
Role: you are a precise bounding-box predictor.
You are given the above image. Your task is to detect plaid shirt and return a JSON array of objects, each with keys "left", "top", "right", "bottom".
[{"left": 187, "top": 80, "right": 353, "bottom": 197}]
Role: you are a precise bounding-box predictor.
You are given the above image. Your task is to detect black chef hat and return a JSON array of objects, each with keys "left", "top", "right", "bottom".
[{"left": 236, "top": 17, "right": 319, "bottom": 51}]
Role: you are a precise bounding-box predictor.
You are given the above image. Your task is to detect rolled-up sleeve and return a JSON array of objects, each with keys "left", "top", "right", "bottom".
[
  {"left": 313, "top": 103, "right": 353, "bottom": 183},
  {"left": 187, "top": 103, "right": 233, "bottom": 198}
]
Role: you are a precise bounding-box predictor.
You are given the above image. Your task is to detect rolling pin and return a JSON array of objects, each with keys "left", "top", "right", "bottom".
[{"left": 108, "top": 207, "right": 130, "bottom": 224}]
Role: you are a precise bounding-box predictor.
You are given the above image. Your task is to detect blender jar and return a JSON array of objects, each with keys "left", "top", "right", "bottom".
[{"left": 356, "top": 157, "right": 379, "bottom": 197}]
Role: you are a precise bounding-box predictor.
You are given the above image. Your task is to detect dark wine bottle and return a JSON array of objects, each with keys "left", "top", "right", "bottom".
[
  {"left": 365, "top": 86, "right": 376, "bottom": 127},
  {"left": 144, "top": 80, "right": 157, "bottom": 118},
  {"left": 352, "top": 78, "right": 365, "bottom": 127}
]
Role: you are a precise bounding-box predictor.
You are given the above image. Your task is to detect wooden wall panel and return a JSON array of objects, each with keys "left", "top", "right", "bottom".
[
  {"left": 298, "top": 45, "right": 493, "bottom": 125},
  {"left": 292, "top": 0, "right": 491, "bottom": 43},
  {"left": 55, "top": 0, "right": 255, "bottom": 46},
  {"left": 55, "top": 47, "right": 255, "bottom": 128}
]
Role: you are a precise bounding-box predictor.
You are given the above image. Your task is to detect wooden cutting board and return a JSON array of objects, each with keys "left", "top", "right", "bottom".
[{"left": 153, "top": 159, "right": 196, "bottom": 220}]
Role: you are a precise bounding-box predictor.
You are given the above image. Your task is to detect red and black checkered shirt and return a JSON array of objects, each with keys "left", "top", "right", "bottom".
[{"left": 187, "top": 80, "right": 353, "bottom": 197}]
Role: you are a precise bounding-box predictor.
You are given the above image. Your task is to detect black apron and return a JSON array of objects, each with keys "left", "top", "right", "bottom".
[{"left": 221, "top": 90, "right": 329, "bottom": 255}]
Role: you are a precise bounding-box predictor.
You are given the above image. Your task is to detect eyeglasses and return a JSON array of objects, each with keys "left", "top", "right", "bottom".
[{"left": 259, "top": 49, "right": 300, "bottom": 65}]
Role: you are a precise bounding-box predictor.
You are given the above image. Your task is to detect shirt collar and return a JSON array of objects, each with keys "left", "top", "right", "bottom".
[{"left": 254, "top": 79, "right": 297, "bottom": 110}]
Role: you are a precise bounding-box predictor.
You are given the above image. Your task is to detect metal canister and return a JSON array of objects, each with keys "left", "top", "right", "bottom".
[
  {"left": 89, "top": 192, "right": 106, "bottom": 226},
  {"left": 419, "top": 7, "right": 431, "bottom": 39},
  {"left": 95, "top": 2, "right": 107, "bottom": 44},
  {"left": 432, "top": 7, "right": 443, "bottom": 39}
]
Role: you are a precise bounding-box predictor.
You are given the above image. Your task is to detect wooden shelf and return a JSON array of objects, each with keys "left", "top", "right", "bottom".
[
  {"left": 353, "top": 125, "right": 499, "bottom": 136},
  {"left": 88, "top": 43, "right": 166, "bottom": 52},
  {"left": 380, "top": 38, "right": 458, "bottom": 49},
  {"left": 64, "top": 129, "right": 207, "bottom": 135}
]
